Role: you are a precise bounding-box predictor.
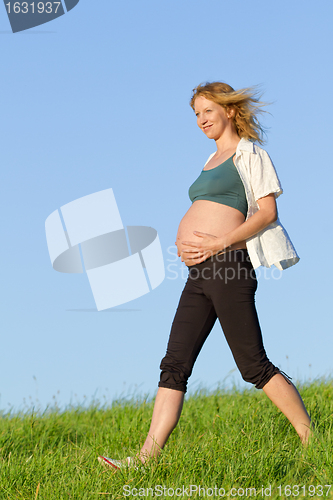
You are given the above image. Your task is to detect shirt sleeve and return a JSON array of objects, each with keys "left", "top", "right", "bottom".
[{"left": 250, "top": 147, "right": 283, "bottom": 201}]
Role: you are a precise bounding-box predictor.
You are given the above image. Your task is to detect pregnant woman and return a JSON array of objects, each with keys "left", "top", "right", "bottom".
[{"left": 98, "top": 82, "right": 312, "bottom": 470}]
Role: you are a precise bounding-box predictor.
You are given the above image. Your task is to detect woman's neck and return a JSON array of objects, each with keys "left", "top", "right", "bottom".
[{"left": 215, "top": 131, "right": 240, "bottom": 156}]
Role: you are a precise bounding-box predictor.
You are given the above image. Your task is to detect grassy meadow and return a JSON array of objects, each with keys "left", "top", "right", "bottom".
[{"left": 1, "top": 380, "right": 332, "bottom": 499}]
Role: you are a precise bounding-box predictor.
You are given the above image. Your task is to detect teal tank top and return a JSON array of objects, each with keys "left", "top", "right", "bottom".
[{"left": 188, "top": 154, "right": 248, "bottom": 218}]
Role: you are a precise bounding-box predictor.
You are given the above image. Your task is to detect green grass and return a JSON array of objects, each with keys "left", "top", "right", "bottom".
[{"left": 1, "top": 380, "right": 332, "bottom": 499}]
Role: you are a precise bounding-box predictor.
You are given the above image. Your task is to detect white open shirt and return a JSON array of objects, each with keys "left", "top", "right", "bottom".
[{"left": 204, "top": 138, "right": 300, "bottom": 270}]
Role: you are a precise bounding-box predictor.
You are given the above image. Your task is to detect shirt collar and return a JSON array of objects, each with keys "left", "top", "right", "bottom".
[{"left": 236, "top": 138, "right": 255, "bottom": 155}]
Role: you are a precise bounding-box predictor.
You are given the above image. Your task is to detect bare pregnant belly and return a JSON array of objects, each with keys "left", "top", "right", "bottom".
[{"left": 176, "top": 200, "right": 247, "bottom": 265}]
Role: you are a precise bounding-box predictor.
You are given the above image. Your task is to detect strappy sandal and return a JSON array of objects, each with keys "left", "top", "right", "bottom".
[{"left": 98, "top": 455, "right": 144, "bottom": 471}]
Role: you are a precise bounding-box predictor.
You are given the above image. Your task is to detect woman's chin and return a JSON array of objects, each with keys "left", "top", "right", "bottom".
[{"left": 204, "top": 130, "right": 218, "bottom": 140}]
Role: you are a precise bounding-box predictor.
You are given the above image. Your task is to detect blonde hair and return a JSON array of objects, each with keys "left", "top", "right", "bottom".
[{"left": 190, "top": 82, "right": 269, "bottom": 145}]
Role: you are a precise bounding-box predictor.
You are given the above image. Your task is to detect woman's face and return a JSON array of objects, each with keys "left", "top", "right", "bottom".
[{"left": 194, "top": 96, "right": 230, "bottom": 140}]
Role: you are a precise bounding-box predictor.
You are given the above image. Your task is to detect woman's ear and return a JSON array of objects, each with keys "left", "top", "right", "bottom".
[{"left": 227, "top": 107, "right": 236, "bottom": 119}]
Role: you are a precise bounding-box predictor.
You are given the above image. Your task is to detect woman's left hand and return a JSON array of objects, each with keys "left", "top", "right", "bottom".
[{"left": 180, "top": 231, "right": 228, "bottom": 265}]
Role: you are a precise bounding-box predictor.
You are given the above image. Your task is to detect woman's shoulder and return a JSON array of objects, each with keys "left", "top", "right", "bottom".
[
  {"left": 239, "top": 141, "right": 282, "bottom": 200},
  {"left": 203, "top": 152, "right": 216, "bottom": 167},
  {"left": 237, "top": 138, "right": 269, "bottom": 157},
  {"left": 237, "top": 139, "right": 275, "bottom": 172}
]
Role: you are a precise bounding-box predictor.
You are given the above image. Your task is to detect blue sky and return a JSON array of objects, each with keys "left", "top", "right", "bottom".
[{"left": 1, "top": 0, "right": 332, "bottom": 412}]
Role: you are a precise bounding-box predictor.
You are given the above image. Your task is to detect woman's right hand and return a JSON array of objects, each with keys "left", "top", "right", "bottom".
[{"left": 175, "top": 240, "right": 201, "bottom": 266}]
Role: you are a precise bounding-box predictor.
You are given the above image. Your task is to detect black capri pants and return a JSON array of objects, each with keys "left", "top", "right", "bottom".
[{"left": 159, "top": 249, "right": 282, "bottom": 393}]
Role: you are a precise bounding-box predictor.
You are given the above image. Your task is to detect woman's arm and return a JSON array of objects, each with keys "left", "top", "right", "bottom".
[{"left": 180, "top": 194, "right": 277, "bottom": 265}]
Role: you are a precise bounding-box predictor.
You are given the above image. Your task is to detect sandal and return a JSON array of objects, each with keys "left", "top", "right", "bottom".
[{"left": 98, "top": 455, "right": 144, "bottom": 471}]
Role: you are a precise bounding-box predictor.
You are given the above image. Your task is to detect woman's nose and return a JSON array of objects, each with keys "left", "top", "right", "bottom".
[{"left": 199, "top": 114, "right": 207, "bottom": 125}]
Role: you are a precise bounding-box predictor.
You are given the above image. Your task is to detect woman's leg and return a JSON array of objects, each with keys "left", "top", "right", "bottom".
[
  {"left": 140, "top": 263, "right": 217, "bottom": 462},
  {"left": 262, "top": 374, "right": 312, "bottom": 444},
  {"left": 210, "top": 250, "right": 312, "bottom": 444},
  {"left": 140, "top": 387, "right": 184, "bottom": 461}
]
